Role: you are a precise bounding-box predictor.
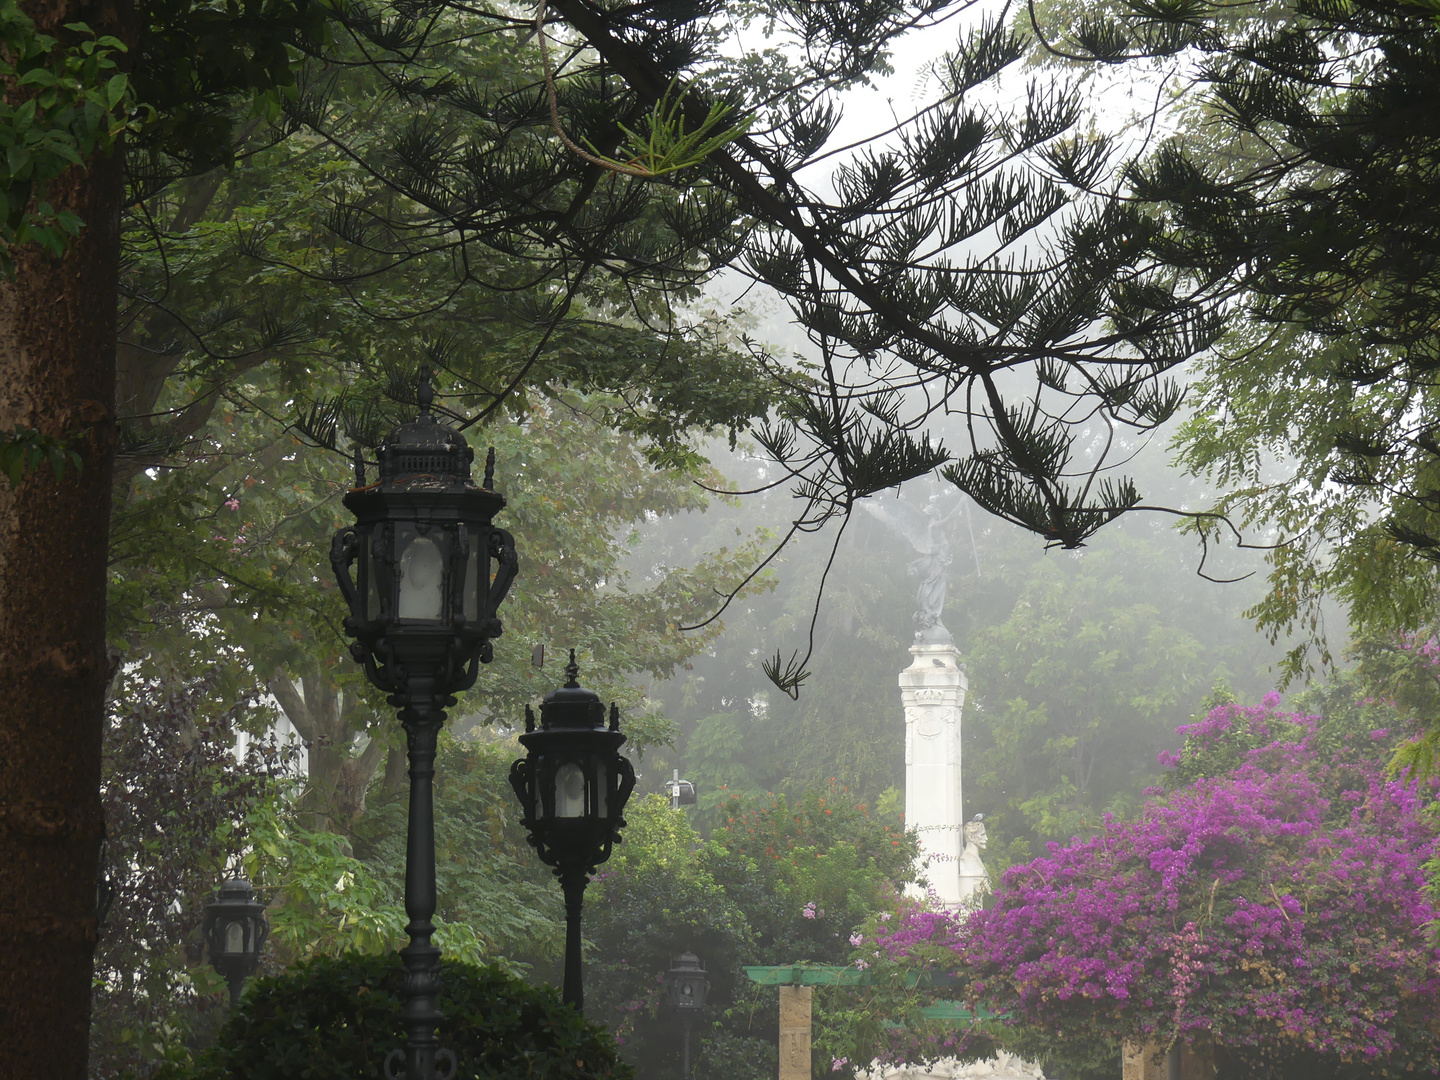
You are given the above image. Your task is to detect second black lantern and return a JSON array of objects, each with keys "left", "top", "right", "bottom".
[
  {"left": 202, "top": 877, "right": 269, "bottom": 1007},
  {"left": 667, "top": 952, "right": 709, "bottom": 1080},
  {"left": 509, "top": 652, "right": 636, "bottom": 1010}
]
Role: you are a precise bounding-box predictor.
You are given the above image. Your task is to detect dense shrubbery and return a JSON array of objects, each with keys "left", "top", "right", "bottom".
[
  {"left": 191, "top": 952, "right": 632, "bottom": 1080},
  {"left": 711, "top": 782, "right": 917, "bottom": 961}
]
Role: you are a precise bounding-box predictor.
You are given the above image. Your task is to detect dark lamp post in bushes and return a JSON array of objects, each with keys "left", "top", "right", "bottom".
[
  {"left": 667, "top": 952, "right": 709, "bottom": 1080},
  {"left": 509, "top": 652, "right": 636, "bottom": 1011},
  {"left": 202, "top": 878, "right": 269, "bottom": 1006},
  {"left": 331, "top": 368, "right": 518, "bottom": 1080}
]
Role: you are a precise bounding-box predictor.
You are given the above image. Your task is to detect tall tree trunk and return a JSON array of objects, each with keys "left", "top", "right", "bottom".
[
  {"left": 0, "top": 27, "right": 124, "bottom": 1076},
  {"left": 269, "top": 672, "right": 387, "bottom": 834}
]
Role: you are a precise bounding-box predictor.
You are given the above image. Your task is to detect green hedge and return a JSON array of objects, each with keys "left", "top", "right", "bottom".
[{"left": 193, "top": 952, "right": 633, "bottom": 1080}]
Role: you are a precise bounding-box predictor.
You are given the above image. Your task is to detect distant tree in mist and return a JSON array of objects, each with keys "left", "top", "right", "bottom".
[{"left": 638, "top": 455, "right": 1286, "bottom": 850}]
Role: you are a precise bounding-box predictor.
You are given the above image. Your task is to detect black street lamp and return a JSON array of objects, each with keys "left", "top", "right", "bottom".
[
  {"left": 667, "top": 951, "right": 709, "bottom": 1080},
  {"left": 331, "top": 369, "right": 518, "bottom": 1080},
  {"left": 508, "top": 652, "right": 636, "bottom": 1010},
  {"left": 202, "top": 878, "right": 269, "bottom": 1007}
]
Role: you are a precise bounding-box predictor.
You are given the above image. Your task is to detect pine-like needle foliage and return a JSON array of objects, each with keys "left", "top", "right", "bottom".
[
  {"left": 522, "top": 0, "right": 1219, "bottom": 552},
  {"left": 125, "top": 0, "right": 1235, "bottom": 698},
  {"left": 1030, "top": 0, "right": 1440, "bottom": 668}
]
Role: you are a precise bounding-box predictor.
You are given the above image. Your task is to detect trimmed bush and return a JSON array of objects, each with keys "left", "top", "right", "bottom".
[{"left": 194, "top": 952, "right": 633, "bottom": 1080}]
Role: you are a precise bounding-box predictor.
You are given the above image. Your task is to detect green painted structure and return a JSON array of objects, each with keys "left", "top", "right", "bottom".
[{"left": 740, "top": 966, "right": 997, "bottom": 1024}]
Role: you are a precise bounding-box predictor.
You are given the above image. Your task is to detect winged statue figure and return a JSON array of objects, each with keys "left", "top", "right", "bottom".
[{"left": 861, "top": 490, "right": 961, "bottom": 645}]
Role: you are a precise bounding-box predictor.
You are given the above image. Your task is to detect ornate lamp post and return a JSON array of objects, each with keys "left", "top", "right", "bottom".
[
  {"left": 331, "top": 369, "right": 517, "bottom": 1080},
  {"left": 666, "top": 952, "right": 709, "bottom": 1080},
  {"left": 508, "top": 652, "right": 636, "bottom": 1010},
  {"left": 202, "top": 878, "right": 269, "bottom": 1006}
]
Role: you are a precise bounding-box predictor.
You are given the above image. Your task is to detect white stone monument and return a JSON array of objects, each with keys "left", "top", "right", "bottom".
[
  {"left": 866, "top": 495, "right": 1032, "bottom": 1079},
  {"left": 900, "top": 642, "right": 968, "bottom": 907},
  {"left": 866, "top": 491, "right": 989, "bottom": 910}
]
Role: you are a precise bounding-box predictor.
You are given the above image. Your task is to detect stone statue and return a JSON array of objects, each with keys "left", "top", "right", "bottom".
[
  {"left": 862, "top": 492, "right": 960, "bottom": 645},
  {"left": 957, "top": 814, "right": 990, "bottom": 906}
]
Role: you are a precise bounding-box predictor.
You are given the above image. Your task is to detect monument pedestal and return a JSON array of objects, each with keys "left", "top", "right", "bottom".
[{"left": 899, "top": 642, "right": 966, "bottom": 908}]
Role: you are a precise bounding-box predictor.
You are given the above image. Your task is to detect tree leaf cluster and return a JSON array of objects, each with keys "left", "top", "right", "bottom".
[
  {"left": 0, "top": 16, "right": 131, "bottom": 271},
  {"left": 0, "top": 422, "right": 83, "bottom": 486},
  {"left": 132, "top": 0, "right": 1244, "bottom": 610},
  {"left": 91, "top": 660, "right": 296, "bottom": 1078}
]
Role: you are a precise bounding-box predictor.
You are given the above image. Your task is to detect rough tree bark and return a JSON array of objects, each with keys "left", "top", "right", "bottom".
[{"left": 0, "top": 4, "right": 127, "bottom": 1076}]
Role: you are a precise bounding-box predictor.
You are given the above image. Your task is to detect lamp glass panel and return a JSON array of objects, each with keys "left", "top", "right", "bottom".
[
  {"left": 397, "top": 528, "right": 445, "bottom": 621},
  {"left": 224, "top": 921, "right": 245, "bottom": 954},
  {"left": 464, "top": 543, "right": 480, "bottom": 623},
  {"left": 555, "top": 762, "right": 586, "bottom": 818},
  {"left": 595, "top": 759, "right": 608, "bottom": 818}
]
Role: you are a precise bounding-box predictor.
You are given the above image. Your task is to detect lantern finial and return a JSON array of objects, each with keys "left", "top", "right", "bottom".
[
  {"left": 417, "top": 365, "right": 434, "bottom": 416},
  {"left": 353, "top": 446, "right": 366, "bottom": 488},
  {"left": 525, "top": 704, "right": 537, "bottom": 733},
  {"left": 484, "top": 447, "right": 496, "bottom": 490},
  {"left": 609, "top": 702, "right": 620, "bottom": 732},
  {"left": 564, "top": 649, "right": 580, "bottom": 688}
]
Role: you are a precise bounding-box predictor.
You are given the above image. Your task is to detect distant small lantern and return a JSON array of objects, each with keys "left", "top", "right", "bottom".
[
  {"left": 667, "top": 951, "right": 709, "bottom": 1009},
  {"left": 664, "top": 770, "right": 698, "bottom": 810},
  {"left": 202, "top": 878, "right": 269, "bottom": 1006},
  {"left": 667, "top": 952, "right": 709, "bottom": 1080},
  {"left": 509, "top": 651, "right": 636, "bottom": 1010}
]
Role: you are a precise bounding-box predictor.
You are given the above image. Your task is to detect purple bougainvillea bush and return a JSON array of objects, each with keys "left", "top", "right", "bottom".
[{"left": 960, "top": 697, "right": 1440, "bottom": 1078}]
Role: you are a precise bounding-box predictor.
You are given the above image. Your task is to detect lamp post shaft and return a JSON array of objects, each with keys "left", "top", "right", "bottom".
[
  {"left": 561, "top": 874, "right": 587, "bottom": 1010},
  {"left": 681, "top": 1015, "right": 693, "bottom": 1080},
  {"left": 392, "top": 697, "right": 451, "bottom": 1080}
]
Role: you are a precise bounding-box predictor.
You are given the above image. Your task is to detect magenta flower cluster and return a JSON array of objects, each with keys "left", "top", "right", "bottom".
[
  {"left": 866, "top": 905, "right": 966, "bottom": 962},
  {"left": 1399, "top": 632, "right": 1440, "bottom": 668},
  {"left": 837, "top": 893, "right": 985, "bottom": 1067},
  {"left": 959, "top": 699, "right": 1440, "bottom": 1071}
]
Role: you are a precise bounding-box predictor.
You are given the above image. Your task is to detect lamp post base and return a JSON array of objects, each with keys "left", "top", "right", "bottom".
[{"left": 385, "top": 1046, "right": 457, "bottom": 1080}]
